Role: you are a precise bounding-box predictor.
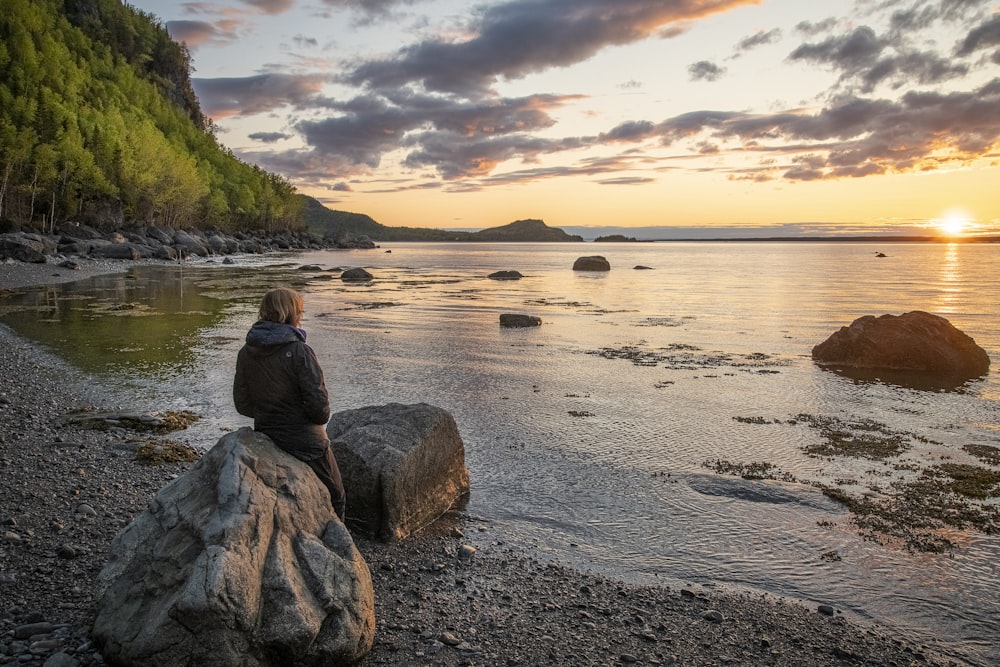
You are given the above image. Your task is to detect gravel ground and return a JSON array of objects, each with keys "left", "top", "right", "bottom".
[{"left": 0, "top": 259, "right": 962, "bottom": 666}]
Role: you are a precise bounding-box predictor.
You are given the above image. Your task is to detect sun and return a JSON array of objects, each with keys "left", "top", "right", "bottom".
[{"left": 935, "top": 211, "right": 971, "bottom": 237}]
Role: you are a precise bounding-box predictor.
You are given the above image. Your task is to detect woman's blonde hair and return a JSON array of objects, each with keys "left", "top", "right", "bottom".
[{"left": 259, "top": 287, "right": 303, "bottom": 326}]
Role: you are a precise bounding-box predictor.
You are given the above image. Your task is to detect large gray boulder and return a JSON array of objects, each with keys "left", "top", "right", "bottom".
[
  {"left": 90, "top": 242, "right": 143, "bottom": 260},
  {"left": 0, "top": 233, "right": 47, "bottom": 263},
  {"left": 327, "top": 403, "right": 471, "bottom": 541},
  {"left": 572, "top": 255, "right": 611, "bottom": 271},
  {"left": 92, "top": 428, "right": 375, "bottom": 667},
  {"left": 812, "top": 311, "right": 990, "bottom": 382},
  {"left": 173, "top": 229, "right": 210, "bottom": 257}
]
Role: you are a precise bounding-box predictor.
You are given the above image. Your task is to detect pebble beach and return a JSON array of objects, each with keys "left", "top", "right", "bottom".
[{"left": 0, "top": 257, "right": 962, "bottom": 666}]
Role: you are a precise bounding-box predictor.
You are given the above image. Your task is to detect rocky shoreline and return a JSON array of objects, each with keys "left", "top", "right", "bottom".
[{"left": 0, "top": 259, "right": 962, "bottom": 666}]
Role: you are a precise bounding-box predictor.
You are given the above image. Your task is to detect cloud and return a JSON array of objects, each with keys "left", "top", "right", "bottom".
[
  {"left": 795, "top": 17, "right": 838, "bottom": 36},
  {"left": 735, "top": 28, "right": 781, "bottom": 53},
  {"left": 165, "top": 20, "right": 244, "bottom": 48},
  {"left": 788, "top": 24, "right": 968, "bottom": 92},
  {"left": 345, "top": 0, "right": 764, "bottom": 96},
  {"left": 956, "top": 13, "right": 1000, "bottom": 57},
  {"left": 315, "top": 0, "right": 421, "bottom": 16},
  {"left": 240, "top": 0, "right": 296, "bottom": 15},
  {"left": 193, "top": 73, "right": 331, "bottom": 118},
  {"left": 688, "top": 60, "right": 726, "bottom": 81},
  {"left": 596, "top": 176, "right": 656, "bottom": 185},
  {"left": 652, "top": 77, "right": 1000, "bottom": 181},
  {"left": 248, "top": 131, "right": 293, "bottom": 143},
  {"left": 289, "top": 92, "right": 583, "bottom": 176},
  {"left": 182, "top": 0, "right": 998, "bottom": 195}
]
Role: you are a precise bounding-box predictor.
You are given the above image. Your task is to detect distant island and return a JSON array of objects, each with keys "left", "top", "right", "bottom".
[
  {"left": 593, "top": 234, "right": 641, "bottom": 242},
  {"left": 301, "top": 196, "right": 583, "bottom": 243}
]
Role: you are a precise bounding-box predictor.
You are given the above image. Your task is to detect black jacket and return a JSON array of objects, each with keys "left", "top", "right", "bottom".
[{"left": 233, "top": 321, "right": 331, "bottom": 461}]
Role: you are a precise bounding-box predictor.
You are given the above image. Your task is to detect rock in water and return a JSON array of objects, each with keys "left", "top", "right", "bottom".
[
  {"left": 92, "top": 428, "right": 375, "bottom": 667},
  {"left": 812, "top": 311, "right": 989, "bottom": 383},
  {"left": 341, "top": 267, "right": 373, "bottom": 282},
  {"left": 572, "top": 255, "right": 611, "bottom": 271},
  {"left": 327, "top": 403, "right": 471, "bottom": 541},
  {"left": 500, "top": 313, "right": 542, "bottom": 327}
]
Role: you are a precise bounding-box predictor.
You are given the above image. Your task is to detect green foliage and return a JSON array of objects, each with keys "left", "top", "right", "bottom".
[{"left": 0, "top": 0, "right": 301, "bottom": 232}]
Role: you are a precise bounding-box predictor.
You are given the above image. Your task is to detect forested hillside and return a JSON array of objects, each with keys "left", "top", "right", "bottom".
[{"left": 0, "top": 0, "right": 301, "bottom": 234}]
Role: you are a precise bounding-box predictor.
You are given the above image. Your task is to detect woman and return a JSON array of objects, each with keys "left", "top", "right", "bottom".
[{"left": 233, "top": 287, "right": 346, "bottom": 520}]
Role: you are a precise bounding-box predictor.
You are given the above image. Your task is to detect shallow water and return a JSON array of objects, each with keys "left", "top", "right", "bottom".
[{"left": 2, "top": 241, "right": 998, "bottom": 665}]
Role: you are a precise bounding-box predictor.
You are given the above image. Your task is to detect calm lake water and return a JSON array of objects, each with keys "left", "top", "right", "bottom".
[{"left": 2, "top": 241, "right": 998, "bottom": 665}]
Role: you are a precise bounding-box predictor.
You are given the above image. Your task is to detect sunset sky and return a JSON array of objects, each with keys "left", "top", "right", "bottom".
[{"left": 127, "top": 0, "right": 1000, "bottom": 236}]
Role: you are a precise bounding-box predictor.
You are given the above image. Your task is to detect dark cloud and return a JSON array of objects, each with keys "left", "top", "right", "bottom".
[
  {"left": 735, "top": 28, "right": 781, "bottom": 53},
  {"left": 289, "top": 92, "right": 580, "bottom": 177},
  {"left": 795, "top": 18, "right": 838, "bottom": 36},
  {"left": 788, "top": 24, "right": 968, "bottom": 92},
  {"left": 956, "top": 13, "right": 1000, "bottom": 57},
  {"left": 789, "top": 26, "right": 884, "bottom": 71},
  {"left": 292, "top": 35, "right": 319, "bottom": 49},
  {"left": 193, "top": 73, "right": 331, "bottom": 117},
  {"left": 600, "top": 121, "right": 657, "bottom": 143},
  {"left": 345, "top": 0, "right": 763, "bottom": 96},
  {"left": 688, "top": 60, "right": 726, "bottom": 81},
  {"left": 248, "top": 132, "right": 293, "bottom": 143}
]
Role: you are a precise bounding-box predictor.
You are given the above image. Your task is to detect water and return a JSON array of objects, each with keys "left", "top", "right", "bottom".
[{"left": 2, "top": 242, "right": 998, "bottom": 664}]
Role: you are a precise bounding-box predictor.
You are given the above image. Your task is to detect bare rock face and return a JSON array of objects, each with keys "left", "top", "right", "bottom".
[
  {"left": 572, "top": 255, "right": 611, "bottom": 271},
  {"left": 327, "top": 403, "right": 471, "bottom": 541},
  {"left": 812, "top": 311, "right": 990, "bottom": 383},
  {"left": 92, "top": 428, "right": 375, "bottom": 667}
]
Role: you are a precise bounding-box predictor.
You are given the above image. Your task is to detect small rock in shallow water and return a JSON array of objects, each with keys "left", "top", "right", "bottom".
[{"left": 818, "top": 604, "right": 836, "bottom": 616}]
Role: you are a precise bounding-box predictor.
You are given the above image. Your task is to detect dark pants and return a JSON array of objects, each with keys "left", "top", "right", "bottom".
[{"left": 307, "top": 447, "right": 346, "bottom": 521}]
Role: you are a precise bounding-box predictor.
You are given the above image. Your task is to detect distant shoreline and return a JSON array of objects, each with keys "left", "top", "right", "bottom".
[{"left": 613, "top": 235, "right": 1000, "bottom": 244}]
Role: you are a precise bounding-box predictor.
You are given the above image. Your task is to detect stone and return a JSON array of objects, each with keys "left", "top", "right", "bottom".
[
  {"left": 327, "top": 403, "right": 471, "bottom": 541},
  {"left": 812, "top": 311, "right": 990, "bottom": 383},
  {"left": 90, "top": 243, "right": 142, "bottom": 260},
  {"left": 14, "top": 622, "right": 55, "bottom": 640},
  {"left": 572, "top": 255, "right": 610, "bottom": 271},
  {"left": 500, "top": 314, "right": 541, "bottom": 328},
  {"left": 488, "top": 270, "right": 523, "bottom": 280},
  {"left": 172, "top": 230, "right": 210, "bottom": 257},
  {"left": 341, "top": 267, "right": 374, "bottom": 282},
  {"left": 42, "top": 652, "right": 79, "bottom": 667},
  {"left": 92, "top": 428, "right": 375, "bottom": 667},
  {"left": 0, "top": 234, "right": 47, "bottom": 263}
]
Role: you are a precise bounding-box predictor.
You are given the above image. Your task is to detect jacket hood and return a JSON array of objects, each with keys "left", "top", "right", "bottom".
[{"left": 245, "top": 320, "right": 307, "bottom": 348}]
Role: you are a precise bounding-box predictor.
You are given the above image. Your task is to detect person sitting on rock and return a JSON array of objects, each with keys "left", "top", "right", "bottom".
[{"left": 233, "top": 287, "right": 346, "bottom": 520}]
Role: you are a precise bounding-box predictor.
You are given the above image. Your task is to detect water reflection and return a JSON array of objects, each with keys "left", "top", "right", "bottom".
[
  {"left": 935, "top": 243, "right": 962, "bottom": 314},
  {"left": 0, "top": 264, "right": 310, "bottom": 375}
]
